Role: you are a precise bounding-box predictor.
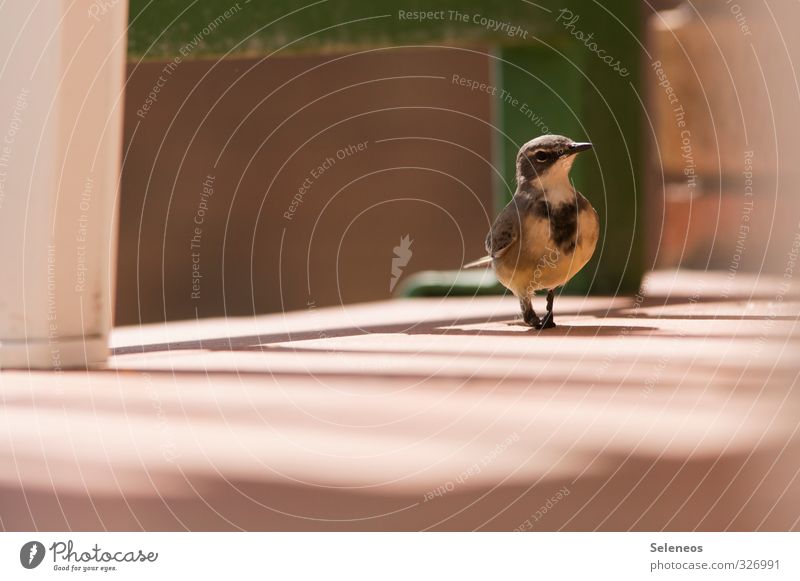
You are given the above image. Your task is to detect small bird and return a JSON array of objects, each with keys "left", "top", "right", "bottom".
[{"left": 465, "top": 135, "right": 599, "bottom": 329}]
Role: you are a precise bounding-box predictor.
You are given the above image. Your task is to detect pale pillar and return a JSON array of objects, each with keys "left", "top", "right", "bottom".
[{"left": 0, "top": 1, "right": 128, "bottom": 368}]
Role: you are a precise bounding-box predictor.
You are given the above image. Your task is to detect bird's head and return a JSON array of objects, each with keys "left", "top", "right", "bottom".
[{"left": 515, "top": 135, "right": 592, "bottom": 188}]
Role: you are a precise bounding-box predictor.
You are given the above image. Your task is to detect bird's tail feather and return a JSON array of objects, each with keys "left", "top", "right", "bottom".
[{"left": 463, "top": 256, "right": 493, "bottom": 269}]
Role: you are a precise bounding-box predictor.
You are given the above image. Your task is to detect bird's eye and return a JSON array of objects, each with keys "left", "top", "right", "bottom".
[{"left": 534, "top": 151, "right": 549, "bottom": 162}]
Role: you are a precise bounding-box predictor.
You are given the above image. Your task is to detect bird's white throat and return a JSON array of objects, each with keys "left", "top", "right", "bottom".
[{"left": 530, "top": 156, "right": 577, "bottom": 205}]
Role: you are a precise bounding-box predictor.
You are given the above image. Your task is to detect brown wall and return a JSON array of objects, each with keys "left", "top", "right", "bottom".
[{"left": 118, "top": 48, "right": 494, "bottom": 325}]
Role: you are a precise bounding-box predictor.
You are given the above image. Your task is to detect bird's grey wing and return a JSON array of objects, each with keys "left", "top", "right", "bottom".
[{"left": 485, "top": 202, "right": 521, "bottom": 258}]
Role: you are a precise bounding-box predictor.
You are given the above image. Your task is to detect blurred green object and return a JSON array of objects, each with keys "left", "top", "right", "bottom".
[
  {"left": 128, "top": 0, "right": 643, "bottom": 297},
  {"left": 396, "top": 269, "right": 504, "bottom": 298},
  {"left": 128, "top": 0, "right": 569, "bottom": 59},
  {"left": 493, "top": 3, "right": 642, "bottom": 296}
]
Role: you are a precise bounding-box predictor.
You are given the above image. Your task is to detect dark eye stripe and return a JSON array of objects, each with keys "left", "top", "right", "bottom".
[{"left": 527, "top": 149, "right": 551, "bottom": 162}]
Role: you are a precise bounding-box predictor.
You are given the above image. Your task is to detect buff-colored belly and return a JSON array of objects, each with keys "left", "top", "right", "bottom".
[{"left": 494, "top": 207, "right": 599, "bottom": 297}]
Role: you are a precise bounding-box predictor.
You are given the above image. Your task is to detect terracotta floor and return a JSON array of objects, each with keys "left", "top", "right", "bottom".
[{"left": 1, "top": 271, "right": 798, "bottom": 531}]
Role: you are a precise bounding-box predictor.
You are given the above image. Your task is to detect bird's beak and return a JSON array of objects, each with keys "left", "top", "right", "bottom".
[{"left": 564, "top": 142, "right": 592, "bottom": 157}]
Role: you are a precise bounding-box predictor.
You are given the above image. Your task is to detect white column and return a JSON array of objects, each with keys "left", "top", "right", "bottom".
[{"left": 0, "top": 1, "right": 128, "bottom": 368}]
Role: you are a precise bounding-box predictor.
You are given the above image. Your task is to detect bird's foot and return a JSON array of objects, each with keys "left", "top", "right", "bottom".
[
  {"left": 519, "top": 297, "right": 540, "bottom": 327},
  {"left": 534, "top": 312, "right": 556, "bottom": 330},
  {"left": 523, "top": 311, "right": 541, "bottom": 328}
]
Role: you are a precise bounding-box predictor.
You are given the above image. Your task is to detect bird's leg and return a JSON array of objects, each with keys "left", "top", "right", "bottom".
[
  {"left": 536, "top": 289, "right": 557, "bottom": 329},
  {"left": 519, "top": 296, "right": 540, "bottom": 327}
]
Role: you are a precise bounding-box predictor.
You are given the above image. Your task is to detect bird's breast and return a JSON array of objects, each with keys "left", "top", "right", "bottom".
[{"left": 493, "top": 196, "right": 599, "bottom": 296}]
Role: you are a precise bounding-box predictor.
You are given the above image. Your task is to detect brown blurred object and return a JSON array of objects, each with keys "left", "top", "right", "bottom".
[
  {"left": 646, "top": 0, "right": 800, "bottom": 271},
  {"left": 118, "top": 48, "right": 494, "bottom": 325}
]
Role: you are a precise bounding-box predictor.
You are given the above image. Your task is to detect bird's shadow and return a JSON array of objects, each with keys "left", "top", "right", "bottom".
[
  {"left": 111, "top": 292, "right": 761, "bottom": 357},
  {"left": 437, "top": 321, "right": 658, "bottom": 337}
]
